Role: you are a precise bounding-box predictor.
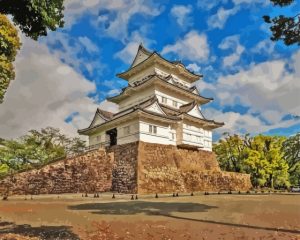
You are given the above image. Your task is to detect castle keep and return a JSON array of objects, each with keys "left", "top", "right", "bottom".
[
  {"left": 0, "top": 46, "right": 252, "bottom": 196},
  {"left": 78, "top": 45, "right": 223, "bottom": 151}
]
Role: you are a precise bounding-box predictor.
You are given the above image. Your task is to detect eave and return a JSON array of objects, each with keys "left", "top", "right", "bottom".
[
  {"left": 117, "top": 53, "right": 202, "bottom": 83},
  {"left": 78, "top": 98, "right": 179, "bottom": 135},
  {"left": 107, "top": 75, "right": 212, "bottom": 105},
  {"left": 182, "top": 114, "right": 224, "bottom": 129}
]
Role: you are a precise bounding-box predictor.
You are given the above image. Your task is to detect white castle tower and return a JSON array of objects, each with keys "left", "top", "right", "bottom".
[{"left": 78, "top": 44, "right": 224, "bottom": 151}]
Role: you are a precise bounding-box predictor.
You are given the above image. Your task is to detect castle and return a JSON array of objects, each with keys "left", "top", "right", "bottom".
[
  {"left": 0, "top": 45, "right": 252, "bottom": 196},
  {"left": 78, "top": 45, "right": 223, "bottom": 151}
]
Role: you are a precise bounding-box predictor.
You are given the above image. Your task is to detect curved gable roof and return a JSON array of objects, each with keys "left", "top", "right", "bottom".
[{"left": 117, "top": 46, "right": 202, "bottom": 82}]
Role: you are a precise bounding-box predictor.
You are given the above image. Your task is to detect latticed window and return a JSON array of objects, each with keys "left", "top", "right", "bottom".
[
  {"left": 162, "top": 96, "right": 167, "bottom": 104},
  {"left": 172, "top": 100, "right": 178, "bottom": 108},
  {"left": 149, "top": 125, "right": 157, "bottom": 134}
]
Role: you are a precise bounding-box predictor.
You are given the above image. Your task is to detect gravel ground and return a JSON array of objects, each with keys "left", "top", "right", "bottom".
[{"left": 0, "top": 193, "right": 299, "bottom": 240}]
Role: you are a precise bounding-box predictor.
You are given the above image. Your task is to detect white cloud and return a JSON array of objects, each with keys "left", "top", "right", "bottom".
[
  {"left": 64, "top": 0, "right": 163, "bottom": 41},
  {"left": 207, "top": 6, "right": 240, "bottom": 29},
  {"left": 170, "top": 5, "right": 193, "bottom": 27},
  {"left": 203, "top": 108, "right": 298, "bottom": 136},
  {"left": 251, "top": 39, "right": 275, "bottom": 55},
  {"left": 198, "top": 49, "right": 300, "bottom": 134},
  {"left": 0, "top": 36, "right": 115, "bottom": 139},
  {"left": 161, "top": 31, "right": 210, "bottom": 63},
  {"left": 114, "top": 31, "right": 155, "bottom": 64},
  {"left": 43, "top": 32, "right": 104, "bottom": 78},
  {"left": 78, "top": 36, "right": 99, "bottom": 53},
  {"left": 186, "top": 63, "right": 201, "bottom": 73},
  {"left": 232, "top": 0, "right": 268, "bottom": 6},
  {"left": 206, "top": 1, "right": 269, "bottom": 29},
  {"left": 218, "top": 35, "right": 245, "bottom": 68},
  {"left": 197, "top": 0, "right": 228, "bottom": 10}
]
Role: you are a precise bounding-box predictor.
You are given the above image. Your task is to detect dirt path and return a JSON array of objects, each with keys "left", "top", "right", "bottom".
[{"left": 0, "top": 193, "right": 299, "bottom": 239}]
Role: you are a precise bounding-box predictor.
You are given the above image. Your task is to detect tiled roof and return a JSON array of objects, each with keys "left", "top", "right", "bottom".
[
  {"left": 179, "top": 101, "right": 197, "bottom": 113},
  {"left": 97, "top": 109, "right": 114, "bottom": 120}
]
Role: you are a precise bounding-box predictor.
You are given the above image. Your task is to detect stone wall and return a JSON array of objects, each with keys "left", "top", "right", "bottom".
[
  {"left": 108, "top": 142, "right": 138, "bottom": 193},
  {"left": 0, "top": 141, "right": 252, "bottom": 196},
  {"left": 137, "top": 142, "right": 252, "bottom": 194},
  {"left": 0, "top": 149, "right": 114, "bottom": 195}
]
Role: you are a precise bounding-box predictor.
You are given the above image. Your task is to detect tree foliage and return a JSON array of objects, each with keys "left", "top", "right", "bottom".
[
  {"left": 263, "top": 0, "right": 300, "bottom": 45},
  {"left": 0, "top": 127, "right": 86, "bottom": 176},
  {"left": 282, "top": 133, "right": 300, "bottom": 185},
  {"left": 244, "top": 135, "right": 288, "bottom": 188},
  {"left": 0, "top": 14, "right": 21, "bottom": 103},
  {"left": 0, "top": 0, "right": 64, "bottom": 103},
  {"left": 213, "top": 133, "right": 297, "bottom": 188},
  {"left": 0, "top": 0, "right": 65, "bottom": 40}
]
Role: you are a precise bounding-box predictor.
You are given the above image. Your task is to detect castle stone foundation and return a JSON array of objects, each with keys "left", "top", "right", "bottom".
[{"left": 0, "top": 141, "right": 252, "bottom": 196}]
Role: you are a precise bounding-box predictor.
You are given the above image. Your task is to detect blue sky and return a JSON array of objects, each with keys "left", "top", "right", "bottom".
[{"left": 0, "top": 0, "right": 299, "bottom": 140}]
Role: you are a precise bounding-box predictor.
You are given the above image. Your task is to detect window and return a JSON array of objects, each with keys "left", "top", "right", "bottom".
[
  {"left": 123, "top": 126, "right": 130, "bottom": 135},
  {"left": 196, "top": 136, "right": 201, "bottom": 142},
  {"left": 172, "top": 100, "right": 178, "bottom": 108},
  {"left": 96, "top": 135, "right": 101, "bottom": 141},
  {"left": 149, "top": 125, "right": 157, "bottom": 134},
  {"left": 162, "top": 97, "right": 167, "bottom": 104},
  {"left": 171, "top": 133, "right": 175, "bottom": 140}
]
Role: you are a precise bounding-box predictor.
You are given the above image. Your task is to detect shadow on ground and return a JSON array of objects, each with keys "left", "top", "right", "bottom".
[
  {"left": 0, "top": 221, "right": 79, "bottom": 240},
  {"left": 68, "top": 201, "right": 217, "bottom": 216},
  {"left": 69, "top": 201, "right": 300, "bottom": 235}
]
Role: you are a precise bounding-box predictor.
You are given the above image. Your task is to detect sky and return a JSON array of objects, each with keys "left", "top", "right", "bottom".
[{"left": 0, "top": 0, "right": 299, "bottom": 141}]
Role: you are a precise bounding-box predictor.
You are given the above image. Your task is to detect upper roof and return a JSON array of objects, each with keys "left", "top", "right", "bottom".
[
  {"left": 130, "top": 44, "right": 152, "bottom": 68},
  {"left": 117, "top": 44, "right": 202, "bottom": 83}
]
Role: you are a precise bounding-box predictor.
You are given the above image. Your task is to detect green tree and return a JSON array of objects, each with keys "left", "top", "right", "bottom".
[
  {"left": 283, "top": 133, "right": 300, "bottom": 185},
  {"left": 0, "top": 0, "right": 65, "bottom": 40},
  {"left": 245, "top": 135, "right": 289, "bottom": 188},
  {"left": 263, "top": 0, "right": 300, "bottom": 45},
  {"left": 0, "top": 0, "right": 64, "bottom": 103},
  {"left": 213, "top": 133, "right": 248, "bottom": 172},
  {"left": 0, "top": 14, "right": 21, "bottom": 103},
  {"left": 214, "top": 133, "right": 290, "bottom": 188},
  {"left": 0, "top": 127, "right": 86, "bottom": 175}
]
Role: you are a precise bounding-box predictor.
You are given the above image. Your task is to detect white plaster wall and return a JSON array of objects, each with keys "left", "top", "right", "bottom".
[
  {"left": 154, "top": 89, "right": 188, "bottom": 109},
  {"left": 145, "top": 102, "right": 166, "bottom": 115},
  {"left": 182, "top": 123, "right": 212, "bottom": 151},
  {"left": 132, "top": 50, "right": 150, "bottom": 67},
  {"left": 91, "top": 114, "right": 105, "bottom": 127},
  {"left": 187, "top": 106, "right": 204, "bottom": 119},
  {"left": 119, "top": 86, "right": 155, "bottom": 111},
  {"left": 117, "top": 119, "right": 140, "bottom": 145},
  {"left": 89, "top": 132, "right": 108, "bottom": 146},
  {"left": 139, "top": 121, "right": 176, "bottom": 145},
  {"left": 128, "top": 67, "right": 155, "bottom": 84}
]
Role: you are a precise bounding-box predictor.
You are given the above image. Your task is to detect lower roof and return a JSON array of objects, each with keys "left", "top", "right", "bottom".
[{"left": 78, "top": 96, "right": 224, "bottom": 135}]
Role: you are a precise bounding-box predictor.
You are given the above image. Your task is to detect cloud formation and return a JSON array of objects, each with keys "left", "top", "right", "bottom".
[
  {"left": 198, "top": 49, "right": 300, "bottom": 135},
  {"left": 162, "top": 31, "right": 210, "bottom": 63},
  {"left": 207, "top": 6, "right": 240, "bottom": 29},
  {"left": 218, "top": 35, "right": 245, "bottom": 68},
  {"left": 0, "top": 37, "right": 117, "bottom": 139},
  {"left": 64, "top": 0, "right": 163, "bottom": 41},
  {"left": 170, "top": 5, "right": 193, "bottom": 28}
]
